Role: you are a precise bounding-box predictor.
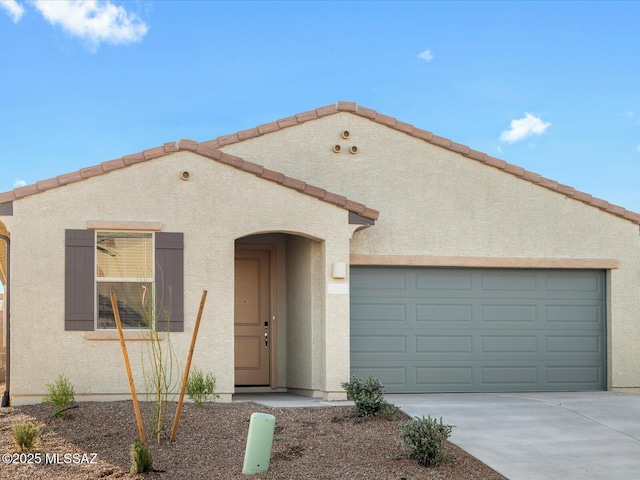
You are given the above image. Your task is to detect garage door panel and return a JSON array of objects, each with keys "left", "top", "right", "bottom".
[
  {"left": 350, "top": 366, "right": 407, "bottom": 387},
  {"left": 351, "top": 334, "right": 406, "bottom": 354},
  {"left": 481, "top": 335, "right": 538, "bottom": 353},
  {"left": 416, "top": 366, "right": 473, "bottom": 387},
  {"left": 416, "top": 303, "right": 473, "bottom": 322},
  {"left": 415, "top": 335, "right": 473, "bottom": 353},
  {"left": 546, "top": 335, "right": 602, "bottom": 353},
  {"left": 480, "top": 272, "right": 537, "bottom": 292},
  {"left": 480, "top": 304, "right": 538, "bottom": 323},
  {"left": 416, "top": 270, "right": 473, "bottom": 291},
  {"left": 545, "top": 304, "right": 602, "bottom": 324},
  {"left": 547, "top": 365, "right": 601, "bottom": 385},
  {"left": 545, "top": 271, "right": 602, "bottom": 292},
  {"left": 481, "top": 366, "right": 538, "bottom": 386},
  {"left": 351, "top": 270, "right": 406, "bottom": 290},
  {"left": 351, "top": 303, "right": 406, "bottom": 323},
  {"left": 350, "top": 267, "right": 605, "bottom": 392}
]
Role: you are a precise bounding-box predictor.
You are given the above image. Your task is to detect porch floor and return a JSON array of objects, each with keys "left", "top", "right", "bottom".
[{"left": 232, "top": 392, "right": 353, "bottom": 408}]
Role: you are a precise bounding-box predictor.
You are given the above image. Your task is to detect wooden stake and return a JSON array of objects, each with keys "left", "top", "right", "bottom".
[
  {"left": 110, "top": 292, "right": 147, "bottom": 445},
  {"left": 170, "top": 290, "right": 208, "bottom": 442}
]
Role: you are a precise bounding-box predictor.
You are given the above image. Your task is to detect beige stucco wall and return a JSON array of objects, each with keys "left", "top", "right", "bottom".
[
  {"left": 7, "top": 151, "right": 353, "bottom": 404},
  {"left": 285, "top": 235, "right": 318, "bottom": 391},
  {"left": 221, "top": 112, "right": 640, "bottom": 390}
]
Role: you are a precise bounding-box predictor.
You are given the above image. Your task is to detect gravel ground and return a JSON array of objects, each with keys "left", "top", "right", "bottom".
[{"left": 0, "top": 400, "right": 507, "bottom": 480}]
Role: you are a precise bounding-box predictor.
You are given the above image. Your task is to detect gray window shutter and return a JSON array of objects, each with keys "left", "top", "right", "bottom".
[
  {"left": 155, "top": 232, "right": 184, "bottom": 332},
  {"left": 65, "top": 229, "right": 95, "bottom": 331}
]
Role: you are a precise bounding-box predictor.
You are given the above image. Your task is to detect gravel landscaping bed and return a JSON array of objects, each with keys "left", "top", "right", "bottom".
[{"left": 0, "top": 400, "right": 506, "bottom": 479}]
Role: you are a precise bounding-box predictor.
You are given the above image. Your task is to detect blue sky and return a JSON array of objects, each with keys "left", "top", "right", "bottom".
[{"left": 1, "top": 1, "right": 640, "bottom": 212}]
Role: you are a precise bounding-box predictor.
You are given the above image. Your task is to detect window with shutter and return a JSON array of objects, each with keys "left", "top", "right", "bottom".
[{"left": 65, "top": 229, "right": 184, "bottom": 332}]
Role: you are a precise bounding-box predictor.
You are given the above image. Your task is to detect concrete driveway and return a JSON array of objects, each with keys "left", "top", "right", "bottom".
[{"left": 388, "top": 392, "right": 640, "bottom": 480}]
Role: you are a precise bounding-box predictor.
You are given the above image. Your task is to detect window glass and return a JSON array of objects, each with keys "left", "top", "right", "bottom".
[
  {"left": 96, "top": 232, "right": 153, "bottom": 329},
  {"left": 97, "top": 282, "right": 152, "bottom": 329},
  {"left": 97, "top": 232, "right": 153, "bottom": 279}
]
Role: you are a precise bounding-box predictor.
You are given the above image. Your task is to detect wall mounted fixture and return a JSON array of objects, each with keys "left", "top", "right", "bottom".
[
  {"left": 333, "top": 130, "right": 357, "bottom": 154},
  {"left": 180, "top": 171, "right": 191, "bottom": 181},
  {"left": 332, "top": 262, "right": 347, "bottom": 279}
]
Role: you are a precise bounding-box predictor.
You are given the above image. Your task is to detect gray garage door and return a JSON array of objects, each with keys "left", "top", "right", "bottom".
[{"left": 350, "top": 267, "right": 606, "bottom": 393}]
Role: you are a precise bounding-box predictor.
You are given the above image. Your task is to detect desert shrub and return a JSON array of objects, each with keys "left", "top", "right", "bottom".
[
  {"left": 130, "top": 439, "right": 153, "bottom": 474},
  {"left": 186, "top": 368, "right": 220, "bottom": 407},
  {"left": 12, "top": 421, "right": 40, "bottom": 451},
  {"left": 341, "top": 374, "right": 398, "bottom": 422},
  {"left": 137, "top": 277, "right": 180, "bottom": 444},
  {"left": 399, "top": 415, "right": 455, "bottom": 467},
  {"left": 43, "top": 374, "right": 76, "bottom": 416}
]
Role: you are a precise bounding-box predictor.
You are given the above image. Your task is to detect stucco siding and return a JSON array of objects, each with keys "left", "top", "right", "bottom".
[
  {"left": 6, "top": 109, "right": 640, "bottom": 400},
  {"left": 8, "top": 151, "right": 353, "bottom": 403},
  {"left": 221, "top": 112, "right": 640, "bottom": 390}
]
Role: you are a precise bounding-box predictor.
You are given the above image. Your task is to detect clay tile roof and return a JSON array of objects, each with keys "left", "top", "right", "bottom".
[
  {"left": 0, "top": 135, "right": 379, "bottom": 222},
  {"left": 191, "top": 101, "right": 640, "bottom": 225},
  {"left": 1, "top": 101, "right": 637, "bottom": 226}
]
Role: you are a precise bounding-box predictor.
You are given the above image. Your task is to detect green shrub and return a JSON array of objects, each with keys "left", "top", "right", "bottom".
[
  {"left": 130, "top": 439, "right": 153, "bottom": 474},
  {"left": 43, "top": 374, "right": 76, "bottom": 416},
  {"left": 186, "top": 368, "right": 220, "bottom": 407},
  {"left": 399, "top": 415, "right": 455, "bottom": 467},
  {"left": 12, "top": 421, "right": 40, "bottom": 452},
  {"left": 341, "top": 374, "right": 398, "bottom": 422}
]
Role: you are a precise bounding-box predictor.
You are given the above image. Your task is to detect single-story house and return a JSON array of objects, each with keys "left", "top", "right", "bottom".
[{"left": 1, "top": 101, "right": 640, "bottom": 406}]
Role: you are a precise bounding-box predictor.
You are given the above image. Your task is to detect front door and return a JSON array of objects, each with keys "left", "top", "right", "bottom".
[{"left": 234, "top": 247, "right": 271, "bottom": 385}]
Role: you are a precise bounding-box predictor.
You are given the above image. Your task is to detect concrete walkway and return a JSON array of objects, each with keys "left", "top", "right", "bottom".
[
  {"left": 388, "top": 392, "right": 640, "bottom": 480},
  {"left": 238, "top": 391, "right": 640, "bottom": 480}
]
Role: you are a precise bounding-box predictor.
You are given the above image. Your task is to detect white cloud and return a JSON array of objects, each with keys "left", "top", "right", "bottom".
[
  {"left": 13, "top": 179, "right": 26, "bottom": 188},
  {"left": 623, "top": 111, "right": 640, "bottom": 126},
  {"left": 636, "top": 145, "right": 640, "bottom": 153},
  {"left": 500, "top": 113, "right": 551, "bottom": 143},
  {"left": 417, "top": 49, "right": 434, "bottom": 62},
  {"left": 0, "top": 0, "right": 25, "bottom": 23},
  {"left": 32, "top": 0, "right": 148, "bottom": 49}
]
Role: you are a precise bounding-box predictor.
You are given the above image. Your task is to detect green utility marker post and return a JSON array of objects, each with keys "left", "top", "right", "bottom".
[{"left": 242, "top": 412, "right": 276, "bottom": 475}]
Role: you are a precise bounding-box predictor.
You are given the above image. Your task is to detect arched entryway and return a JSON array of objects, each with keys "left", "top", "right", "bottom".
[{"left": 234, "top": 232, "right": 325, "bottom": 395}]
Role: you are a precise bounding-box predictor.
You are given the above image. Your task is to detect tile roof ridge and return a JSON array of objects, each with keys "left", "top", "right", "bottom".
[
  {"left": 0, "top": 139, "right": 379, "bottom": 222},
  {"left": 197, "top": 101, "right": 640, "bottom": 226},
  {"left": 1, "top": 101, "right": 637, "bottom": 225}
]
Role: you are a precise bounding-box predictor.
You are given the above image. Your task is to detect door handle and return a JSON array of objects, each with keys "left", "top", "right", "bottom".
[{"left": 264, "top": 321, "right": 269, "bottom": 348}]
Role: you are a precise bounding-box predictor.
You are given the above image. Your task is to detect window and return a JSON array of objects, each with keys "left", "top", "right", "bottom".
[
  {"left": 65, "top": 229, "right": 184, "bottom": 332},
  {"left": 96, "top": 231, "right": 153, "bottom": 329}
]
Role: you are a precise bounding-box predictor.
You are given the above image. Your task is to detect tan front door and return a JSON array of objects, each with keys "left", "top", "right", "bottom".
[{"left": 234, "top": 247, "right": 271, "bottom": 385}]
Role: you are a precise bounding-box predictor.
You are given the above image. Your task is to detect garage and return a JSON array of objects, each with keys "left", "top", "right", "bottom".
[{"left": 350, "top": 266, "right": 606, "bottom": 393}]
